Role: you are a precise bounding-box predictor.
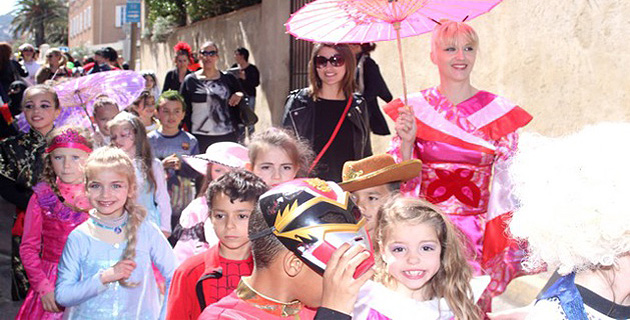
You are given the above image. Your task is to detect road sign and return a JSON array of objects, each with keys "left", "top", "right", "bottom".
[{"left": 126, "top": 1, "right": 141, "bottom": 23}]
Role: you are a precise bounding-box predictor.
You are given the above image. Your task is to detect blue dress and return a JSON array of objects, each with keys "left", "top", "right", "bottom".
[{"left": 55, "top": 220, "right": 177, "bottom": 319}]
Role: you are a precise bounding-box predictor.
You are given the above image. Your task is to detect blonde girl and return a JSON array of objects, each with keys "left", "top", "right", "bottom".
[
  {"left": 17, "top": 127, "right": 92, "bottom": 319},
  {"left": 246, "top": 127, "right": 314, "bottom": 187},
  {"left": 108, "top": 112, "right": 172, "bottom": 237},
  {"left": 55, "top": 147, "right": 176, "bottom": 319},
  {"left": 355, "top": 195, "right": 481, "bottom": 320}
]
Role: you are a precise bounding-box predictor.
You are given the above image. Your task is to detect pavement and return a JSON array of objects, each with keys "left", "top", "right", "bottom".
[{"left": 0, "top": 197, "right": 22, "bottom": 319}]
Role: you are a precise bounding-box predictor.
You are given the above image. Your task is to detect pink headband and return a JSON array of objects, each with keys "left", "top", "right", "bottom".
[{"left": 45, "top": 128, "right": 92, "bottom": 153}]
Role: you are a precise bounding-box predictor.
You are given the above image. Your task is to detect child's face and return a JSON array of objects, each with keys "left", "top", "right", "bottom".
[
  {"left": 22, "top": 91, "right": 60, "bottom": 135},
  {"left": 210, "top": 192, "right": 255, "bottom": 254},
  {"left": 86, "top": 169, "right": 129, "bottom": 218},
  {"left": 94, "top": 104, "right": 119, "bottom": 136},
  {"left": 351, "top": 184, "right": 392, "bottom": 233},
  {"left": 110, "top": 125, "right": 136, "bottom": 157},
  {"left": 252, "top": 146, "right": 298, "bottom": 187},
  {"left": 210, "top": 163, "right": 230, "bottom": 181},
  {"left": 381, "top": 222, "right": 441, "bottom": 299},
  {"left": 50, "top": 148, "right": 89, "bottom": 184},
  {"left": 157, "top": 100, "right": 184, "bottom": 132}
]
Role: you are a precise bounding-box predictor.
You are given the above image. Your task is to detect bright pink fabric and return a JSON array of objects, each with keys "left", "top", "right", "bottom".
[
  {"left": 16, "top": 181, "right": 89, "bottom": 319},
  {"left": 387, "top": 87, "right": 531, "bottom": 304}
]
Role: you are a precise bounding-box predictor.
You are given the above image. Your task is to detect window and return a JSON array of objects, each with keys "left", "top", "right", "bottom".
[{"left": 115, "top": 5, "right": 126, "bottom": 28}]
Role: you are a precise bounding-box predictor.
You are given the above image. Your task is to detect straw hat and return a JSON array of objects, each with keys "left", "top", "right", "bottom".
[
  {"left": 338, "top": 154, "right": 422, "bottom": 192},
  {"left": 182, "top": 142, "right": 249, "bottom": 174}
]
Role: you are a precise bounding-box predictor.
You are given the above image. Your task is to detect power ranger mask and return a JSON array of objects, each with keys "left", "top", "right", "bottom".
[{"left": 250, "top": 178, "right": 374, "bottom": 278}]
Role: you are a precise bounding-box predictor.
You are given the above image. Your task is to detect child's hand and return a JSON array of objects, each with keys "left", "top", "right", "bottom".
[
  {"left": 321, "top": 243, "right": 374, "bottom": 315},
  {"left": 41, "top": 291, "right": 61, "bottom": 312},
  {"left": 100, "top": 259, "right": 137, "bottom": 284},
  {"left": 162, "top": 154, "right": 181, "bottom": 170}
]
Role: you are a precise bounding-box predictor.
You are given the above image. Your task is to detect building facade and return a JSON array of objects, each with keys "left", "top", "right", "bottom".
[{"left": 68, "top": 0, "right": 135, "bottom": 50}]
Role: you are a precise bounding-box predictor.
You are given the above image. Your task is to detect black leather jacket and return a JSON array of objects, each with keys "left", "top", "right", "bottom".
[{"left": 282, "top": 88, "right": 372, "bottom": 165}]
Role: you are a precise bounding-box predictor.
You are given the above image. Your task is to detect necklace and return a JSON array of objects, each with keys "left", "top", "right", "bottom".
[{"left": 89, "top": 210, "right": 128, "bottom": 234}]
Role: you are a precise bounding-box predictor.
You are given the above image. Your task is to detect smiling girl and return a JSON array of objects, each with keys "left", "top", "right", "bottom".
[
  {"left": 283, "top": 43, "right": 372, "bottom": 182},
  {"left": 16, "top": 127, "right": 92, "bottom": 319},
  {"left": 55, "top": 147, "right": 176, "bottom": 319},
  {"left": 354, "top": 195, "right": 481, "bottom": 320},
  {"left": 0, "top": 84, "right": 61, "bottom": 300}
]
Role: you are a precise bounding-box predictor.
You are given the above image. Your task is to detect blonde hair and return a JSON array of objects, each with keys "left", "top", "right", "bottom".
[
  {"left": 374, "top": 196, "right": 481, "bottom": 320},
  {"left": 107, "top": 112, "right": 157, "bottom": 192},
  {"left": 509, "top": 123, "right": 630, "bottom": 275},
  {"left": 431, "top": 20, "right": 479, "bottom": 53},
  {"left": 44, "top": 48, "right": 67, "bottom": 67},
  {"left": 247, "top": 127, "right": 314, "bottom": 178},
  {"left": 85, "top": 146, "right": 147, "bottom": 287}
]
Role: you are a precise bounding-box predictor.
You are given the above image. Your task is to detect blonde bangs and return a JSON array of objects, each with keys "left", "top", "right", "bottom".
[{"left": 431, "top": 20, "right": 479, "bottom": 51}]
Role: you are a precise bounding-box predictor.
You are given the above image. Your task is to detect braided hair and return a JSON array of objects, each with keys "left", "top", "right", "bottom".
[{"left": 84, "top": 146, "right": 147, "bottom": 287}]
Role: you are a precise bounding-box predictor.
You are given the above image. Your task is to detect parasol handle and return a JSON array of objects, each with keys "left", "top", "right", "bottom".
[{"left": 394, "top": 22, "right": 409, "bottom": 109}]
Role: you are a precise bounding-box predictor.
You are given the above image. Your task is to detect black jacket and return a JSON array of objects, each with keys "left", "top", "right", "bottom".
[{"left": 282, "top": 88, "right": 372, "bottom": 177}]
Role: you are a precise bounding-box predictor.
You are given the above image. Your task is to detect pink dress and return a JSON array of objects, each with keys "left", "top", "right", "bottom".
[
  {"left": 385, "top": 87, "right": 533, "bottom": 309},
  {"left": 16, "top": 180, "right": 89, "bottom": 319}
]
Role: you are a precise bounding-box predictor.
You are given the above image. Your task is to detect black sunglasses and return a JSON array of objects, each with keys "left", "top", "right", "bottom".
[
  {"left": 199, "top": 50, "right": 218, "bottom": 57},
  {"left": 22, "top": 48, "right": 34, "bottom": 52},
  {"left": 314, "top": 54, "right": 345, "bottom": 68}
]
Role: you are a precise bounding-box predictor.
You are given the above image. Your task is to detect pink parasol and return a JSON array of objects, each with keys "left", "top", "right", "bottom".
[
  {"left": 286, "top": 0, "right": 502, "bottom": 104},
  {"left": 18, "top": 71, "right": 146, "bottom": 132}
]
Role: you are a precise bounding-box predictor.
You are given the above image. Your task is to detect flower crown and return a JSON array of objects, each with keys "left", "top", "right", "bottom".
[{"left": 45, "top": 128, "right": 92, "bottom": 153}]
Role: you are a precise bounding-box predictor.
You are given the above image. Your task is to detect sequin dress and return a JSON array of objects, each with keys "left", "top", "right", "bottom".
[
  {"left": 55, "top": 219, "right": 178, "bottom": 319},
  {"left": 385, "top": 88, "right": 533, "bottom": 309},
  {"left": 16, "top": 181, "right": 89, "bottom": 319}
]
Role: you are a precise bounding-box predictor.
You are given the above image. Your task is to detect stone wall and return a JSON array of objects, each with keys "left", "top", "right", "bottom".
[
  {"left": 139, "top": 1, "right": 291, "bottom": 130},
  {"left": 140, "top": 0, "right": 630, "bottom": 153}
]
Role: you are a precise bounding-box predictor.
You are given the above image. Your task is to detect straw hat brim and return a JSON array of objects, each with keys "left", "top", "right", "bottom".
[{"left": 339, "top": 159, "right": 422, "bottom": 192}]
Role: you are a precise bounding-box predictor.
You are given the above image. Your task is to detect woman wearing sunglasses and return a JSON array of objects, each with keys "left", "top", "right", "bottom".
[
  {"left": 18, "top": 44, "right": 40, "bottom": 86},
  {"left": 35, "top": 48, "right": 71, "bottom": 85},
  {"left": 386, "top": 20, "right": 534, "bottom": 313},
  {"left": 282, "top": 43, "right": 372, "bottom": 182},
  {"left": 180, "top": 41, "right": 244, "bottom": 151}
]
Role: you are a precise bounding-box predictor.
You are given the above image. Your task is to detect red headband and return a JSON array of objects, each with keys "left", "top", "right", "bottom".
[{"left": 45, "top": 128, "right": 92, "bottom": 153}]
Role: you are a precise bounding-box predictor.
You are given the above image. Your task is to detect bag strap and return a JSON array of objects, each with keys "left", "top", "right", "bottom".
[{"left": 308, "top": 96, "right": 353, "bottom": 174}]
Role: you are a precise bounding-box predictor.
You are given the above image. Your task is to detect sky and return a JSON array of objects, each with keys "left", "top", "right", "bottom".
[{"left": 0, "top": 0, "right": 17, "bottom": 16}]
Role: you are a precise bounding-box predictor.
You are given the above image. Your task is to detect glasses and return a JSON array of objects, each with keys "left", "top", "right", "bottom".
[
  {"left": 199, "top": 50, "right": 218, "bottom": 57},
  {"left": 22, "top": 48, "right": 34, "bottom": 52},
  {"left": 46, "top": 54, "right": 57, "bottom": 58},
  {"left": 314, "top": 54, "right": 345, "bottom": 68}
]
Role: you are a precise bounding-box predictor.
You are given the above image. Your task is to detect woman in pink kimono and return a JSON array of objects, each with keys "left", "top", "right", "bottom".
[{"left": 386, "top": 20, "right": 533, "bottom": 312}]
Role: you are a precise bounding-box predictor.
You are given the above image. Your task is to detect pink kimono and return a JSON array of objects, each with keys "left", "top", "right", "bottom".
[
  {"left": 16, "top": 181, "right": 89, "bottom": 319},
  {"left": 385, "top": 87, "right": 533, "bottom": 309}
]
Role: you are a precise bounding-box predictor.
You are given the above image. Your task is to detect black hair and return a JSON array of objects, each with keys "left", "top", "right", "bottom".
[
  {"left": 249, "top": 205, "right": 285, "bottom": 269},
  {"left": 206, "top": 169, "right": 268, "bottom": 210},
  {"left": 235, "top": 47, "right": 250, "bottom": 61}
]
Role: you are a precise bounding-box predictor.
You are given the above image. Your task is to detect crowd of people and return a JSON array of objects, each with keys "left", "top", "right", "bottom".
[{"left": 0, "top": 19, "right": 628, "bottom": 320}]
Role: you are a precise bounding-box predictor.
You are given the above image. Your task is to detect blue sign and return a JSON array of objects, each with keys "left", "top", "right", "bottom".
[{"left": 126, "top": 2, "right": 141, "bottom": 23}]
